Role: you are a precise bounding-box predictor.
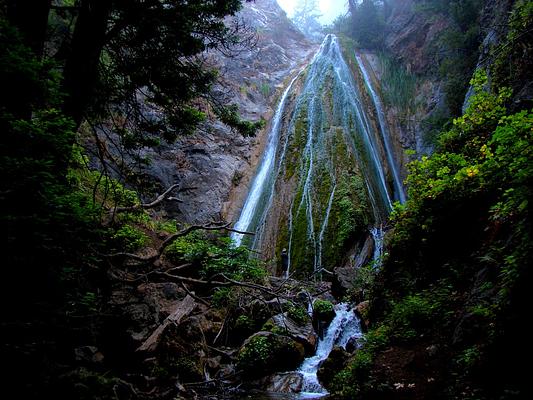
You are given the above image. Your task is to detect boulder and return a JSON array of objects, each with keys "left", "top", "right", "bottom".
[
  {"left": 270, "top": 313, "right": 317, "bottom": 354},
  {"left": 136, "top": 282, "right": 186, "bottom": 318},
  {"left": 345, "top": 337, "right": 359, "bottom": 354},
  {"left": 249, "top": 298, "right": 289, "bottom": 324},
  {"left": 264, "top": 372, "right": 303, "bottom": 393},
  {"left": 355, "top": 300, "right": 370, "bottom": 328},
  {"left": 238, "top": 331, "right": 305, "bottom": 378},
  {"left": 331, "top": 235, "right": 373, "bottom": 298},
  {"left": 317, "top": 346, "right": 350, "bottom": 390}
]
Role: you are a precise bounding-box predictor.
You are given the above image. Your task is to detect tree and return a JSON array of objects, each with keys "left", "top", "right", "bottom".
[
  {"left": 4, "top": 0, "right": 257, "bottom": 138},
  {"left": 349, "top": 0, "right": 385, "bottom": 50},
  {"left": 292, "top": 0, "right": 323, "bottom": 39}
]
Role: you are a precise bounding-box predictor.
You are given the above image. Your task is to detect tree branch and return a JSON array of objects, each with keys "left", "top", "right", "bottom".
[
  {"left": 111, "top": 183, "right": 184, "bottom": 215},
  {"left": 108, "top": 221, "right": 255, "bottom": 263}
]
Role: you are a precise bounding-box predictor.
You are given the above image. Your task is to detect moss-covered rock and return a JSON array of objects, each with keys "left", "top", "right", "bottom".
[
  {"left": 318, "top": 346, "right": 350, "bottom": 390},
  {"left": 238, "top": 331, "right": 305, "bottom": 378}
]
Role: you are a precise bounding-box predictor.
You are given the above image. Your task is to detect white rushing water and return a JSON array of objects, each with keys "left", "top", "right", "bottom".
[
  {"left": 231, "top": 73, "right": 302, "bottom": 247},
  {"left": 283, "top": 34, "right": 394, "bottom": 275},
  {"left": 355, "top": 54, "right": 406, "bottom": 204},
  {"left": 298, "top": 303, "right": 363, "bottom": 398},
  {"left": 370, "top": 225, "right": 385, "bottom": 268},
  {"left": 231, "top": 34, "right": 400, "bottom": 280}
]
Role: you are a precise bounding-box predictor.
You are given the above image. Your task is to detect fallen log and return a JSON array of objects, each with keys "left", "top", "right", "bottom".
[{"left": 136, "top": 295, "right": 196, "bottom": 352}]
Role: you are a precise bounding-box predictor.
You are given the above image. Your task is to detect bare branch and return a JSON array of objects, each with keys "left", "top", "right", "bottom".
[{"left": 111, "top": 183, "right": 182, "bottom": 215}]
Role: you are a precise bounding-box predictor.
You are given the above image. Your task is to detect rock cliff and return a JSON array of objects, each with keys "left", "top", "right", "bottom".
[{"left": 137, "top": 0, "right": 316, "bottom": 224}]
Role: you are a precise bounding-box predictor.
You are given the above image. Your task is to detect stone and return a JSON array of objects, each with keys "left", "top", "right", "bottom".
[
  {"left": 238, "top": 331, "right": 305, "bottom": 378},
  {"left": 270, "top": 312, "right": 317, "bottom": 355},
  {"left": 345, "top": 337, "right": 359, "bottom": 354},
  {"left": 74, "top": 346, "right": 104, "bottom": 364},
  {"left": 355, "top": 300, "right": 370, "bottom": 329},
  {"left": 331, "top": 235, "right": 374, "bottom": 298},
  {"left": 264, "top": 372, "right": 303, "bottom": 393},
  {"left": 317, "top": 346, "right": 350, "bottom": 390},
  {"left": 87, "top": 0, "right": 316, "bottom": 228}
]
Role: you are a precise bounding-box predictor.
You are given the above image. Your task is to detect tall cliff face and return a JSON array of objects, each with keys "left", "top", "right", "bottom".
[{"left": 132, "top": 0, "right": 316, "bottom": 224}]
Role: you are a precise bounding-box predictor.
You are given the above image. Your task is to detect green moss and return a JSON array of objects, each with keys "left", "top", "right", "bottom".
[
  {"left": 313, "top": 299, "right": 335, "bottom": 321},
  {"left": 238, "top": 334, "right": 305, "bottom": 378},
  {"left": 237, "top": 335, "right": 271, "bottom": 371},
  {"left": 175, "top": 356, "right": 203, "bottom": 382},
  {"left": 284, "top": 106, "right": 309, "bottom": 180},
  {"left": 322, "top": 170, "right": 369, "bottom": 269}
]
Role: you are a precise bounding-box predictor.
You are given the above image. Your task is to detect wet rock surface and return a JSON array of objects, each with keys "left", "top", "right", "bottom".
[
  {"left": 270, "top": 312, "right": 317, "bottom": 355},
  {"left": 133, "top": 0, "right": 316, "bottom": 224},
  {"left": 263, "top": 372, "right": 304, "bottom": 393}
]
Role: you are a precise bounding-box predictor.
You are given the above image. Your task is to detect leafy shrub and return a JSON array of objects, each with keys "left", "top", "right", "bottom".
[
  {"left": 111, "top": 224, "right": 148, "bottom": 252},
  {"left": 387, "top": 294, "right": 434, "bottom": 340},
  {"left": 287, "top": 303, "right": 309, "bottom": 324},
  {"left": 165, "top": 233, "right": 267, "bottom": 282}
]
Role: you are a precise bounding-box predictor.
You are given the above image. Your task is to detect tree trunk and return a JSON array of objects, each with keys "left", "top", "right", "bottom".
[{"left": 62, "top": 0, "right": 112, "bottom": 127}]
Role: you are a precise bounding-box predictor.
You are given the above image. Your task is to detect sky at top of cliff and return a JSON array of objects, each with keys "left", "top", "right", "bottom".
[{"left": 276, "top": 0, "right": 348, "bottom": 25}]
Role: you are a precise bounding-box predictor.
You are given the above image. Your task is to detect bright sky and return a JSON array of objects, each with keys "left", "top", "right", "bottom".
[{"left": 277, "top": 0, "right": 348, "bottom": 25}]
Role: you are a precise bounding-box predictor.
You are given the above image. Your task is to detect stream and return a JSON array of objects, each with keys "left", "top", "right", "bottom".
[{"left": 298, "top": 303, "right": 363, "bottom": 398}]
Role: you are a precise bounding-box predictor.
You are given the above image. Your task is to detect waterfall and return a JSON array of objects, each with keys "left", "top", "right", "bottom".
[
  {"left": 355, "top": 54, "right": 406, "bottom": 204},
  {"left": 232, "top": 34, "right": 401, "bottom": 278},
  {"left": 231, "top": 73, "right": 302, "bottom": 247},
  {"left": 298, "top": 303, "right": 363, "bottom": 398},
  {"left": 283, "top": 34, "right": 393, "bottom": 274}
]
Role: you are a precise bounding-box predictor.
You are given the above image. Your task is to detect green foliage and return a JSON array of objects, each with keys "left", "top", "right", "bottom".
[
  {"left": 260, "top": 81, "right": 271, "bottom": 98},
  {"left": 456, "top": 346, "right": 482, "bottom": 369},
  {"left": 377, "top": 52, "right": 418, "bottom": 116},
  {"left": 491, "top": 0, "right": 533, "bottom": 97},
  {"left": 287, "top": 303, "right": 310, "bottom": 324},
  {"left": 331, "top": 325, "right": 390, "bottom": 397},
  {"left": 111, "top": 224, "right": 148, "bottom": 252},
  {"left": 165, "top": 232, "right": 267, "bottom": 282},
  {"left": 313, "top": 299, "right": 334, "bottom": 320},
  {"left": 175, "top": 356, "right": 203, "bottom": 382},
  {"left": 155, "top": 219, "right": 178, "bottom": 234},
  {"left": 237, "top": 333, "right": 304, "bottom": 377},
  {"left": 235, "top": 315, "right": 254, "bottom": 331},
  {"left": 211, "top": 288, "right": 234, "bottom": 308},
  {"left": 353, "top": 262, "right": 379, "bottom": 301},
  {"left": 349, "top": 0, "right": 385, "bottom": 50},
  {"left": 387, "top": 294, "right": 434, "bottom": 340},
  {"left": 343, "top": 69, "right": 532, "bottom": 398},
  {"left": 420, "top": 107, "right": 452, "bottom": 148},
  {"left": 414, "top": 0, "right": 483, "bottom": 115},
  {"left": 261, "top": 319, "right": 288, "bottom": 335},
  {"left": 238, "top": 335, "right": 271, "bottom": 368},
  {"left": 216, "top": 104, "right": 266, "bottom": 137}
]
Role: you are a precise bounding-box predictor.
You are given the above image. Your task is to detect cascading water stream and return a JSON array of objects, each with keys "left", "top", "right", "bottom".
[
  {"left": 298, "top": 303, "right": 363, "bottom": 398},
  {"left": 231, "top": 73, "right": 302, "bottom": 247},
  {"left": 355, "top": 54, "right": 406, "bottom": 204},
  {"left": 370, "top": 225, "right": 385, "bottom": 268}
]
